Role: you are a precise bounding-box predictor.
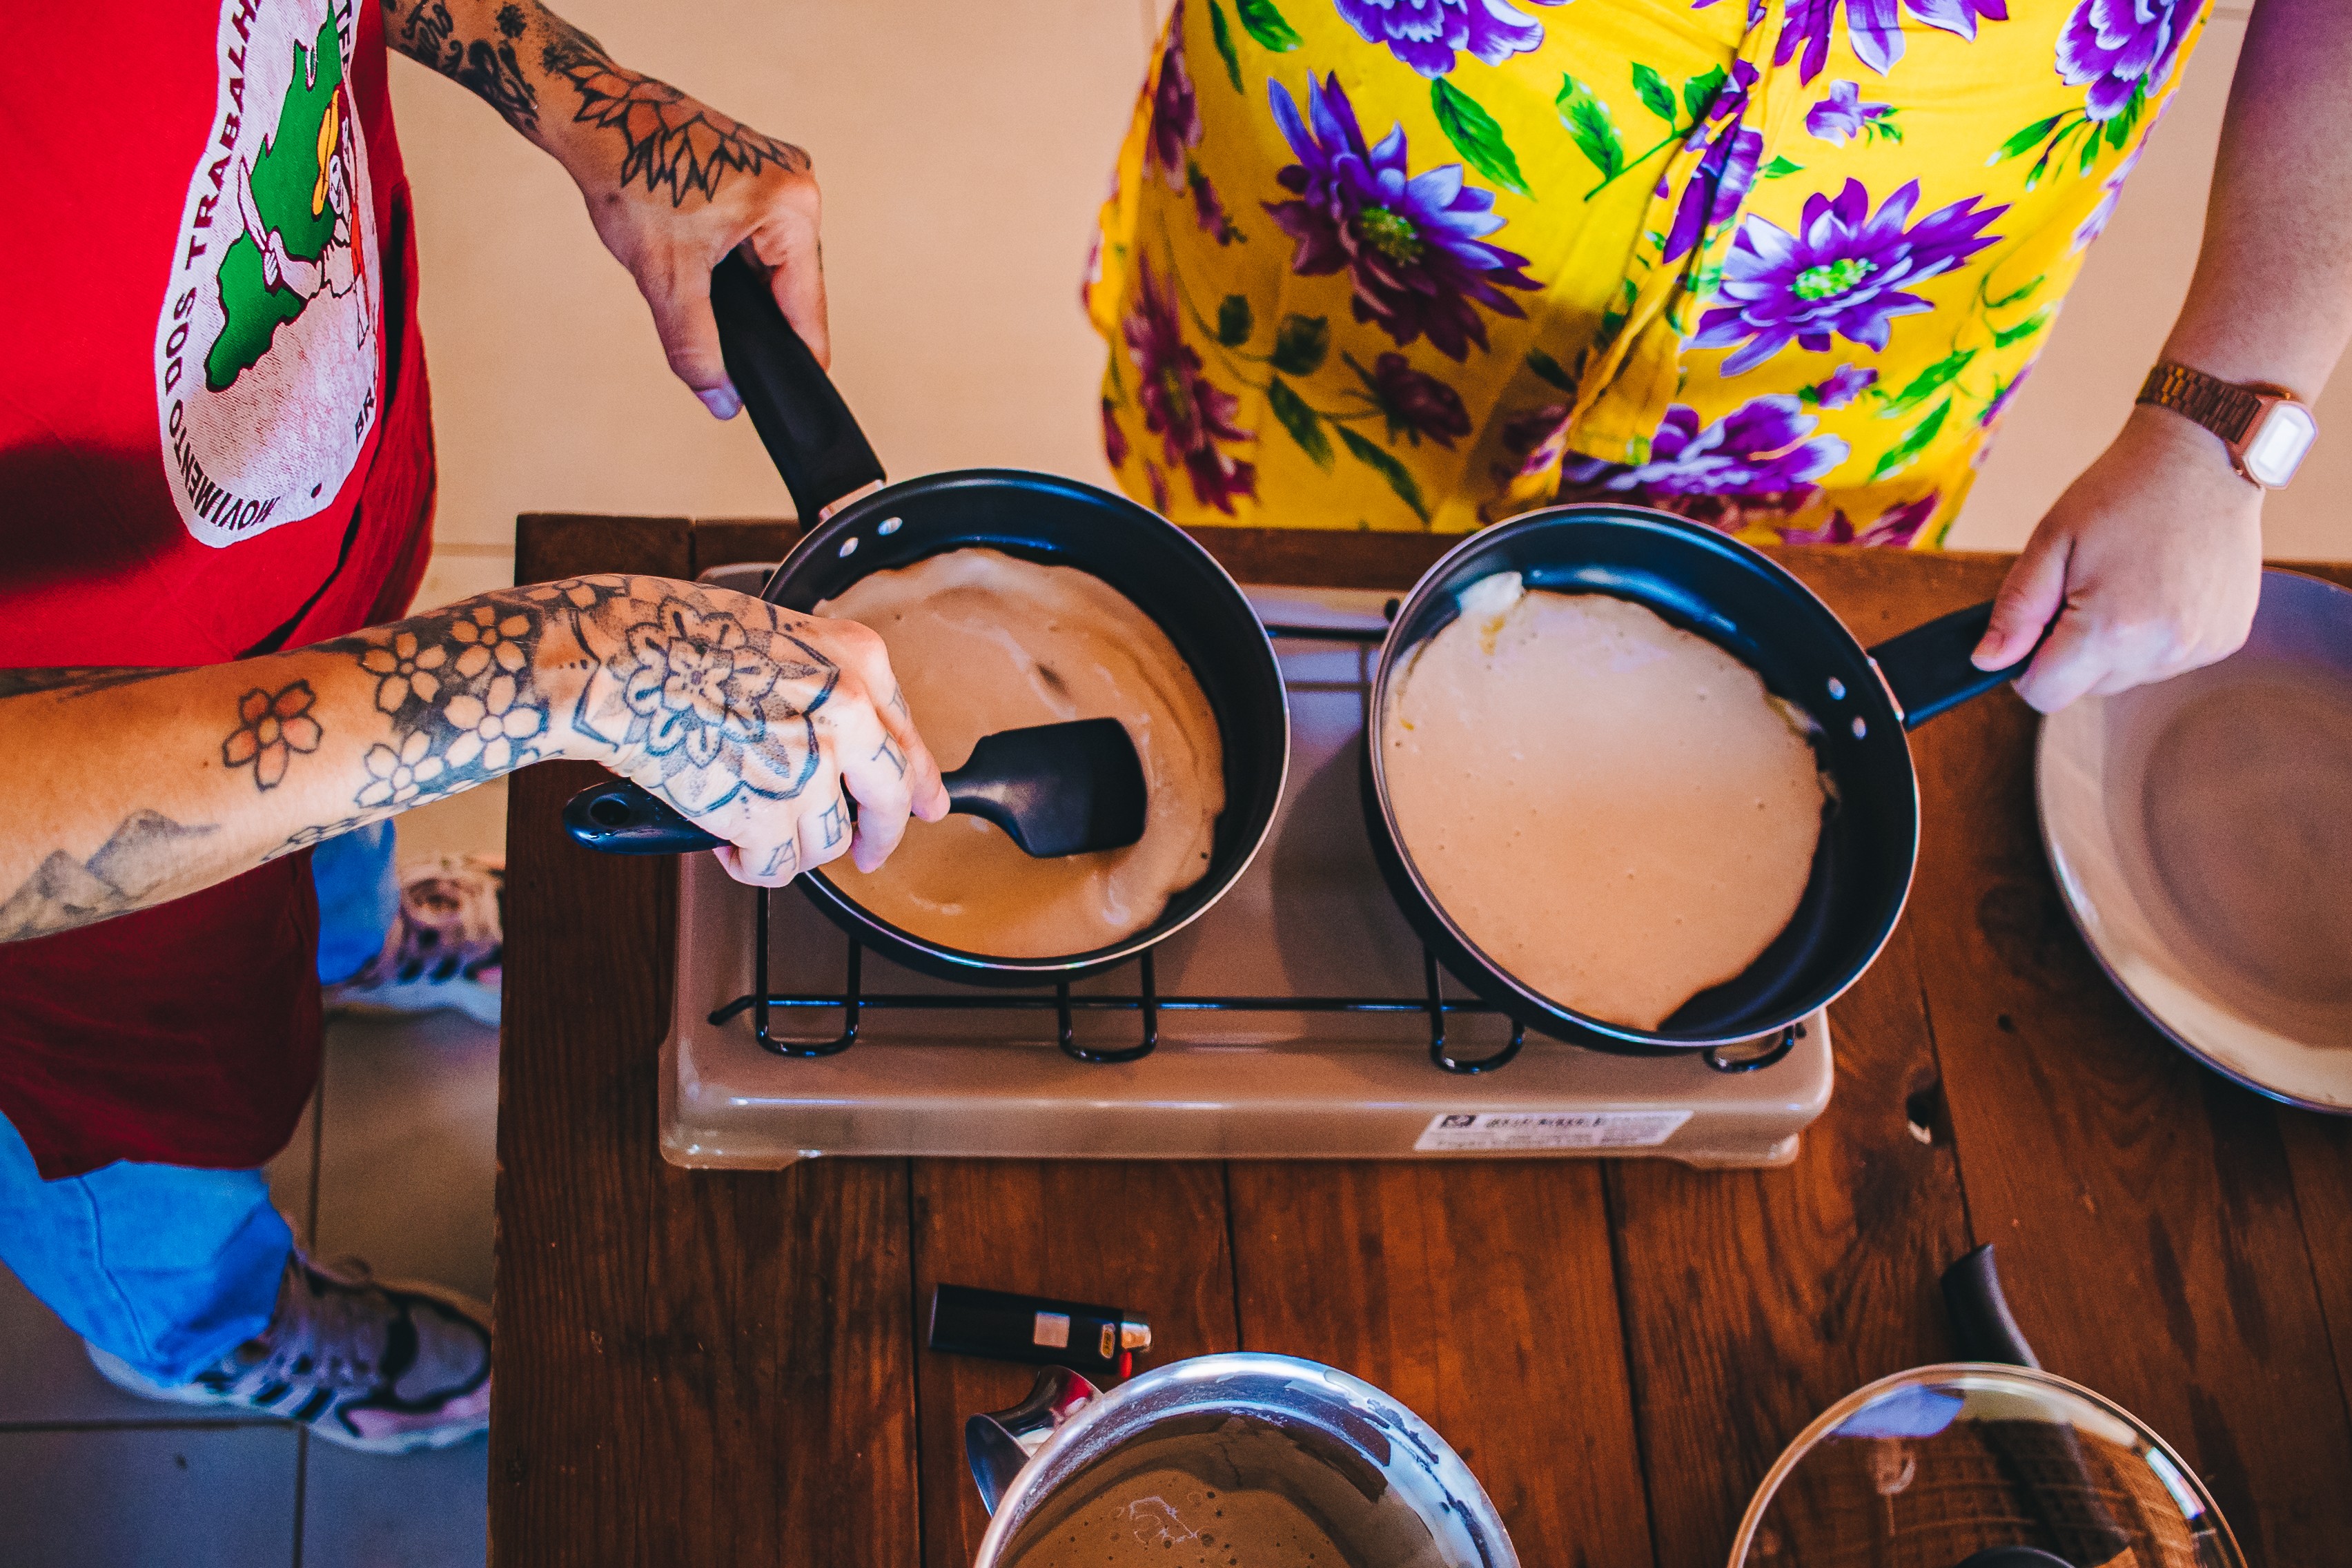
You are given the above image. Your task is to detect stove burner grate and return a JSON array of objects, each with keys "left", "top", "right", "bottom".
[
  {"left": 707, "top": 890, "right": 1799, "bottom": 1075},
  {"left": 708, "top": 888, "right": 1520, "bottom": 1071}
]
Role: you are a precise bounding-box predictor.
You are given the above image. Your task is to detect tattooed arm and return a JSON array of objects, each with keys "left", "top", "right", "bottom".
[
  {"left": 0, "top": 580, "right": 947, "bottom": 942},
  {"left": 383, "top": 0, "right": 827, "bottom": 413}
]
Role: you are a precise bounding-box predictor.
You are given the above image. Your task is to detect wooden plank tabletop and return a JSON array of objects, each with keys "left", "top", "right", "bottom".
[{"left": 493, "top": 516, "right": 2352, "bottom": 1568}]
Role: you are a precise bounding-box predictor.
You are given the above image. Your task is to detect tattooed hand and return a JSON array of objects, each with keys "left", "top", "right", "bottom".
[
  {"left": 385, "top": 0, "right": 826, "bottom": 415},
  {"left": 529, "top": 576, "right": 948, "bottom": 886},
  {"left": 0, "top": 574, "right": 947, "bottom": 944}
]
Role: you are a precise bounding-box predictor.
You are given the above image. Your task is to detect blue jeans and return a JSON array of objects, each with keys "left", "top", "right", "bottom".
[
  {"left": 0, "top": 827, "right": 391, "bottom": 1382},
  {"left": 313, "top": 819, "right": 400, "bottom": 986},
  {"left": 0, "top": 1112, "right": 290, "bottom": 1383}
]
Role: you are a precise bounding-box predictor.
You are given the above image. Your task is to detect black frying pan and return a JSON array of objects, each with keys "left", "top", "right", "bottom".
[
  {"left": 1364, "top": 504, "right": 2035, "bottom": 1055},
  {"left": 562, "top": 253, "right": 1289, "bottom": 985}
]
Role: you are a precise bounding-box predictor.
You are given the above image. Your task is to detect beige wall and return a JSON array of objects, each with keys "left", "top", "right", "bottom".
[{"left": 398, "top": 0, "right": 2340, "bottom": 610}]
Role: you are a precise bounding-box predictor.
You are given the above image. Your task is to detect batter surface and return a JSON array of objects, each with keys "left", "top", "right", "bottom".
[
  {"left": 818, "top": 549, "right": 1224, "bottom": 958},
  {"left": 1381, "top": 575, "right": 1826, "bottom": 1031},
  {"left": 1008, "top": 1466, "right": 1350, "bottom": 1568}
]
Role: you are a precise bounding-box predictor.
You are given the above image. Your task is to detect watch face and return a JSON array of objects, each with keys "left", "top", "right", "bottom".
[{"left": 2244, "top": 401, "right": 2317, "bottom": 487}]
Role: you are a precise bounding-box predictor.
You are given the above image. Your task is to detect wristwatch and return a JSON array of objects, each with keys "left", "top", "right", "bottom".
[{"left": 2136, "top": 360, "right": 2317, "bottom": 489}]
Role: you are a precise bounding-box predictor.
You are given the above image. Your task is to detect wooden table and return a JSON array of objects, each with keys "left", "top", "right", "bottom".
[{"left": 493, "top": 515, "right": 2352, "bottom": 1568}]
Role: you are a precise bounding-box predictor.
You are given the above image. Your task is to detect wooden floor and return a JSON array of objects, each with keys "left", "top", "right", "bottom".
[{"left": 493, "top": 516, "right": 2352, "bottom": 1568}]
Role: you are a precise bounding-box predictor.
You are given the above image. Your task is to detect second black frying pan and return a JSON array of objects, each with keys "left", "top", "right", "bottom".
[{"left": 1364, "top": 504, "right": 2041, "bottom": 1058}]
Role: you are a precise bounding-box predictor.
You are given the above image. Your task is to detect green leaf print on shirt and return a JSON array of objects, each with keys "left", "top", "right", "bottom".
[
  {"left": 1996, "top": 85, "right": 2145, "bottom": 192},
  {"left": 1272, "top": 313, "right": 1331, "bottom": 375},
  {"left": 1872, "top": 399, "right": 1951, "bottom": 482},
  {"left": 1236, "top": 0, "right": 1303, "bottom": 52},
  {"left": 1217, "top": 294, "right": 1255, "bottom": 346},
  {"left": 1632, "top": 63, "right": 1677, "bottom": 124},
  {"left": 1207, "top": 1, "right": 1244, "bottom": 90},
  {"left": 1268, "top": 378, "right": 1333, "bottom": 467},
  {"left": 1557, "top": 77, "right": 1624, "bottom": 184},
  {"left": 1337, "top": 424, "right": 1432, "bottom": 523},
  {"left": 1526, "top": 346, "right": 1578, "bottom": 393},
  {"left": 1680, "top": 66, "right": 1727, "bottom": 124},
  {"left": 1431, "top": 79, "right": 1531, "bottom": 199},
  {"left": 1880, "top": 349, "right": 1975, "bottom": 418},
  {"left": 1992, "top": 308, "right": 2051, "bottom": 348},
  {"left": 1761, "top": 155, "right": 1804, "bottom": 179}
]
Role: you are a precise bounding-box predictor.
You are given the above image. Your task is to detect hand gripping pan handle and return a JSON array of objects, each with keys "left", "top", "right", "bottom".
[
  {"left": 557, "top": 253, "right": 887, "bottom": 858},
  {"left": 1871, "top": 602, "right": 2038, "bottom": 730},
  {"left": 707, "top": 248, "right": 885, "bottom": 525}
]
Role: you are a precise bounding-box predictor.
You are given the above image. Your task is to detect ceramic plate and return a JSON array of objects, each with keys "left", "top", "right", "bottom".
[{"left": 2037, "top": 569, "right": 2352, "bottom": 1113}]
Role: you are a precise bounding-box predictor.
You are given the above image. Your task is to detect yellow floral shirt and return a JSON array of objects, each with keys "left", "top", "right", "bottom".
[{"left": 1087, "top": 0, "right": 2215, "bottom": 545}]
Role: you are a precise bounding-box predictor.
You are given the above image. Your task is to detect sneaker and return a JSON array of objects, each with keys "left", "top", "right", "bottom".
[
  {"left": 326, "top": 854, "right": 504, "bottom": 1026},
  {"left": 88, "top": 1253, "right": 491, "bottom": 1455}
]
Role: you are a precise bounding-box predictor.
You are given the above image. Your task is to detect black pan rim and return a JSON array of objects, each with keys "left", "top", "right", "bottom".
[
  {"left": 1366, "top": 502, "right": 1923, "bottom": 1049},
  {"left": 761, "top": 467, "right": 1295, "bottom": 978}
]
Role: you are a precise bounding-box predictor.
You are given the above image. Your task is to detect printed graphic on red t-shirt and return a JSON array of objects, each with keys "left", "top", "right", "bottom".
[{"left": 154, "top": 0, "right": 382, "bottom": 547}]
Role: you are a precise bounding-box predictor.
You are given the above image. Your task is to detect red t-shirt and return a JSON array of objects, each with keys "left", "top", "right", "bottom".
[{"left": 0, "top": 0, "right": 435, "bottom": 1177}]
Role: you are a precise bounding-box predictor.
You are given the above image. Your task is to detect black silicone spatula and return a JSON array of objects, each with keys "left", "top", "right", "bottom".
[{"left": 563, "top": 718, "right": 1148, "bottom": 859}]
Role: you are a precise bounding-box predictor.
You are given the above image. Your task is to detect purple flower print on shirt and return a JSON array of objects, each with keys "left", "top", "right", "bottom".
[
  {"left": 1812, "top": 364, "right": 1879, "bottom": 408},
  {"left": 1738, "top": 0, "right": 2010, "bottom": 86},
  {"left": 1777, "top": 490, "right": 1939, "bottom": 547},
  {"left": 1193, "top": 171, "right": 1242, "bottom": 244},
  {"left": 1331, "top": 0, "right": 1570, "bottom": 78},
  {"left": 1692, "top": 178, "right": 2006, "bottom": 375},
  {"left": 1662, "top": 60, "right": 1763, "bottom": 265},
  {"left": 1806, "top": 81, "right": 1893, "bottom": 146},
  {"left": 1101, "top": 399, "right": 1130, "bottom": 469},
  {"left": 1144, "top": 1, "right": 1202, "bottom": 191},
  {"left": 1355, "top": 352, "right": 1473, "bottom": 447},
  {"left": 1562, "top": 394, "right": 1850, "bottom": 500},
  {"left": 1264, "top": 73, "right": 1539, "bottom": 360},
  {"left": 1124, "top": 259, "right": 1257, "bottom": 514},
  {"left": 2059, "top": 0, "right": 2193, "bottom": 121}
]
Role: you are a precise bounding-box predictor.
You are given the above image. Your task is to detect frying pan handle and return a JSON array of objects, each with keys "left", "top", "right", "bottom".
[
  {"left": 1868, "top": 600, "right": 2037, "bottom": 730},
  {"left": 1941, "top": 1246, "right": 2137, "bottom": 1568},
  {"left": 709, "top": 250, "right": 887, "bottom": 521},
  {"left": 1941, "top": 1243, "right": 2041, "bottom": 1369},
  {"left": 562, "top": 778, "right": 725, "bottom": 854}
]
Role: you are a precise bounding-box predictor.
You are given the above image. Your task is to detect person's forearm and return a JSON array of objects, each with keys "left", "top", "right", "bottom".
[
  {"left": 380, "top": 0, "right": 807, "bottom": 202},
  {"left": 2161, "top": 0, "right": 2352, "bottom": 395},
  {"left": 0, "top": 591, "right": 578, "bottom": 941},
  {"left": 2, "top": 574, "right": 868, "bottom": 941}
]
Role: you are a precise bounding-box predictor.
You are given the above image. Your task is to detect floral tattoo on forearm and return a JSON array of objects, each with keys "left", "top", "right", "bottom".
[
  {"left": 222, "top": 681, "right": 324, "bottom": 791},
  {"left": 538, "top": 17, "right": 810, "bottom": 206},
  {"left": 385, "top": 0, "right": 807, "bottom": 208},
  {"left": 322, "top": 576, "right": 838, "bottom": 822}
]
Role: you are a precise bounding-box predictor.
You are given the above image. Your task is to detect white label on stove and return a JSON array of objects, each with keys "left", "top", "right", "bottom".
[
  {"left": 1413, "top": 1110, "right": 1694, "bottom": 1152},
  {"left": 1032, "top": 1311, "right": 1070, "bottom": 1349}
]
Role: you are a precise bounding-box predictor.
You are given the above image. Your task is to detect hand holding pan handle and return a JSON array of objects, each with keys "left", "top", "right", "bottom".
[
  {"left": 1870, "top": 601, "right": 2047, "bottom": 729},
  {"left": 707, "top": 247, "right": 886, "bottom": 524},
  {"left": 1940, "top": 1245, "right": 2134, "bottom": 1568},
  {"left": 558, "top": 253, "right": 887, "bottom": 858}
]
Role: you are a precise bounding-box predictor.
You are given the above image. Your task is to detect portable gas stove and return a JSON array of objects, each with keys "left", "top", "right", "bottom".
[{"left": 660, "top": 570, "right": 1832, "bottom": 1168}]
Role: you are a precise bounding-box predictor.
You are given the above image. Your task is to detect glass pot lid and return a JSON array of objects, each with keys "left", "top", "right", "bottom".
[{"left": 1729, "top": 1364, "right": 2244, "bottom": 1568}]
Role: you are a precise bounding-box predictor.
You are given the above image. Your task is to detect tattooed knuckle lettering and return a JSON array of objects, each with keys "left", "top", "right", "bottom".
[
  {"left": 816, "top": 802, "right": 845, "bottom": 849},
  {"left": 872, "top": 736, "right": 907, "bottom": 778}
]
